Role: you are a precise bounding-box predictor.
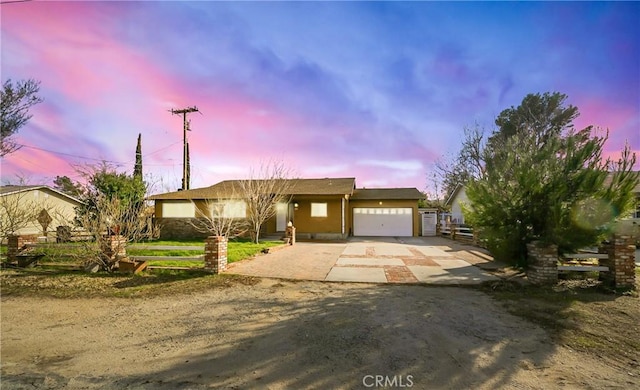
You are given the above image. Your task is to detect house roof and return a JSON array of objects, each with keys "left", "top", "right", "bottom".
[
  {"left": 0, "top": 185, "right": 83, "bottom": 204},
  {"left": 149, "top": 178, "right": 357, "bottom": 200},
  {"left": 444, "top": 183, "right": 464, "bottom": 206},
  {"left": 351, "top": 188, "right": 424, "bottom": 200}
]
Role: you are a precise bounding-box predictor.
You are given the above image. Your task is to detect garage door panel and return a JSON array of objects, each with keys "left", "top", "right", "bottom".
[{"left": 353, "top": 208, "right": 412, "bottom": 236}]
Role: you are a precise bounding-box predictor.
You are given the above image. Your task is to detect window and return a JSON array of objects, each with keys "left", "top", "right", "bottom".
[
  {"left": 223, "top": 200, "right": 246, "bottom": 218},
  {"left": 311, "top": 202, "right": 328, "bottom": 217},
  {"left": 162, "top": 201, "right": 195, "bottom": 217},
  {"left": 209, "top": 200, "right": 246, "bottom": 218}
]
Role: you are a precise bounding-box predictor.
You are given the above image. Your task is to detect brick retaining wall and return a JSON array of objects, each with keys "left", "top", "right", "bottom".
[{"left": 156, "top": 218, "right": 210, "bottom": 240}]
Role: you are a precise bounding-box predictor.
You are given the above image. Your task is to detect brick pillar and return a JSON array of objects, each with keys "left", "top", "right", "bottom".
[
  {"left": 450, "top": 223, "right": 457, "bottom": 240},
  {"left": 526, "top": 242, "right": 558, "bottom": 285},
  {"left": 6, "top": 234, "right": 38, "bottom": 262},
  {"left": 601, "top": 234, "right": 636, "bottom": 289},
  {"left": 204, "top": 236, "right": 227, "bottom": 273},
  {"left": 101, "top": 235, "right": 127, "bottom": 262},
  {"left": 285, "top": 225, "right": 296, "bottom": 245}
]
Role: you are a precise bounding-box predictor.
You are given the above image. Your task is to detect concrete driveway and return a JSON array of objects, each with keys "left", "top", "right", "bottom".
[{"left": 225, "top": 237, "right": 499, "bottom": 285}]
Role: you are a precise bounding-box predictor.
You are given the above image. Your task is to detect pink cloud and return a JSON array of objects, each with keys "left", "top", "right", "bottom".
[{"left": 572, "top": 97, "right": 640, "bottom": 169}]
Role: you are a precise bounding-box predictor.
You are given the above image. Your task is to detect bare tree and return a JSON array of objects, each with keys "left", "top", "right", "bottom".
[
  {"left": 73, "top": 192, "right": 159, "bottom": 272},
  {"left": 238, "top": 161, "right": 295, "bottom": 244},
  {"left": 434, "top": 125, "right": 487, "bottom": 201},
  {"left": 190, "top": 196, "right": 248, "bottom": 238},
  {"left": 0, "top": 191, "right": 38, "bottom": 240},
  {"left": 69, "top": 163, "right": 159, "bottom": 271}
]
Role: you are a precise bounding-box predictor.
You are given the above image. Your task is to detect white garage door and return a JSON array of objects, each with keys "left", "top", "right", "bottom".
[{"left": 353, "top": 208, "right": 413, "bottom": 237}]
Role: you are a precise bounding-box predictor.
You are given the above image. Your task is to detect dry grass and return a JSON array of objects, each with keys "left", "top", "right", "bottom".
[
  {"left": 0, "top": 267, "right": 259, "bottom": 299},
  {"left": 480, "top": 274, "right": 640, "bottom": 373}
]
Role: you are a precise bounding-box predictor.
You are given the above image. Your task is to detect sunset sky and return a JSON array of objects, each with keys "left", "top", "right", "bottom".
[{"left": 1, "top": 1, "right": 638, "bottom": 194}]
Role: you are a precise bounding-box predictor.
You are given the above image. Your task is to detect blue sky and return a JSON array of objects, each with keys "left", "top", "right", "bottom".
[{"left": 1, "top": 1, "right": 638, "bottom": 193}]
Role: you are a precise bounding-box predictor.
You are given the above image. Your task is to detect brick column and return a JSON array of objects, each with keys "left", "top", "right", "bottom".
[
  {"left": 600, "top": 234, "right": 636, "bottom": 289},
  {"left": 6, "top": 234, "right": 38, "bottom": 262},
  {"left": 526, "top": 242, "right": 558, "bottom": 285},
  {"left": 101, "top": 235, "right": 127, "bottom": 262},
  {"left": 450, "top": 223, "right": 457, "bottom": 240},
  {"left": 204, "top": 236, "right": 227, "bottom": 273}
]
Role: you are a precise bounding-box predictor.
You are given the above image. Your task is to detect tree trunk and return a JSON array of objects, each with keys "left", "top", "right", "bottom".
[{"left": 254, "top": 222, "right": 261, "bottom": 244}]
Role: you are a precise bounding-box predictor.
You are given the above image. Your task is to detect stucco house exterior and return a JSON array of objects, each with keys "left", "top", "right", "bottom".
[
  {"left": 0, "top": 185, "right": 83, "bottom": 239},
  {"left": 149, "top": 178, "right": 424, "bottom": 240}
]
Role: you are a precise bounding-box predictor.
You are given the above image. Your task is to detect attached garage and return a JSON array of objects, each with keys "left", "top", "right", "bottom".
[
  {"left": 349, "top": 188, "right": 424, "bottom": 237},
  {"left": 353, "top": 207, "right": 413, "bottom": 237}
]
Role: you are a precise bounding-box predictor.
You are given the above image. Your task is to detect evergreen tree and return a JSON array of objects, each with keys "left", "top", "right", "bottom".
[
  {"left": 133, "top": 133, "right": 143, "bottom": 179},
  {"left": 52, "top": 175, "right": 84, "bottom": 198},
  {"left": 464, "top": 92, "right": 638, "bottom": 266},
  {"left": 1, "top": 78, "right": 43, "bottom": 156}
]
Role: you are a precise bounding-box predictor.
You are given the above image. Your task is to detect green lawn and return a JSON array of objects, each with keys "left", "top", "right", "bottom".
[
  {"left": 133, "top": 239, "right": 282, "bottom": 264},
  {"left": 128, "top": 249, "right": 203, "bottom": 257},
  {"left": 134, "top": 239, "right": 204, "bottom": 246},
  {"left": 146, "top": 260, "right": 203, "bottom": 268},
  {"left": 227, "top": 240, "right": 282, "bottom": 263},
  {"left": 3, "top": 239, "right": 283, "bottom": 268}
]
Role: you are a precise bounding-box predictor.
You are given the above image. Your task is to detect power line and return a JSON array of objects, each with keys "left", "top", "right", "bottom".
[
  {"left": 0, "top": 0, "right": 33, "bottom": 4},
  {"left": 15, "top": 143, "right": 124, "bottom": 164},
  {"left": 14, "top": 141, "right": 183, "bottom": 166}
]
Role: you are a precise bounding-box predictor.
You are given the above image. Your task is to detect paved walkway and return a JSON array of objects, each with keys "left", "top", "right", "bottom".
[{"left": 225, "top": 237, "right": 499, "bottom": 285}]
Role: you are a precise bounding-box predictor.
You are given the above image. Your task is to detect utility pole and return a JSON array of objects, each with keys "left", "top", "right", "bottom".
[{"left": 170, "top": 106, "right": 199, "bottom": 190}]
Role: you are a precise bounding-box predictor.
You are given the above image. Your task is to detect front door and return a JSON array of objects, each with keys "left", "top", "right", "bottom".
[{"left": 276, "top": 202, "right": 288, "bottom": 232}]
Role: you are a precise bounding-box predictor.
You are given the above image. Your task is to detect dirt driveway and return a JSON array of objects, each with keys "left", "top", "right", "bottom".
[{"left": 2, "top": 277, "right": 637, "bottom": 389}]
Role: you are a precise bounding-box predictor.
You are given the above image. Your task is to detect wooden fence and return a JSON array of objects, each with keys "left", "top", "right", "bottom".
[
  {"left": 558, "top": 252, "right": 609, "bottom": 273},
  {"left": 439, "top": 214, "right": 480, "bottom": 246}
]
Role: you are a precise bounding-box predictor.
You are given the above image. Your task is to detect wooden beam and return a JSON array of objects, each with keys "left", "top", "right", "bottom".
[{"left": 558, "top": 265, "right": 609, "bottom": 272}]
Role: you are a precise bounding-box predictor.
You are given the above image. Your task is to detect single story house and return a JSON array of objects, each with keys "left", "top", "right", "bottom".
[
  {"left": 149, "top": 177, "right": 424, "bottom": 240},
  {"left": 0, "top": 185, "right": 83, "bottom": 239}
]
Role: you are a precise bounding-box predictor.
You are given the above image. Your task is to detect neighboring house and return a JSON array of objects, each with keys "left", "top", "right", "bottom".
[
  {"left": 0, "top": 185, "right": 83, "bottom": 238},
  {"left": 444, "top": 184, "right": 468, "bottom": 224},
  {"left": 149, "top": 178, "right": 424, "bottom": 240}
]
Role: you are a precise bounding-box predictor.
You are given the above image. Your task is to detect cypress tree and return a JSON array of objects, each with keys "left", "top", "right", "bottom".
[{"left": 134, "top": 133, "right": 142, "bottom": 179}]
